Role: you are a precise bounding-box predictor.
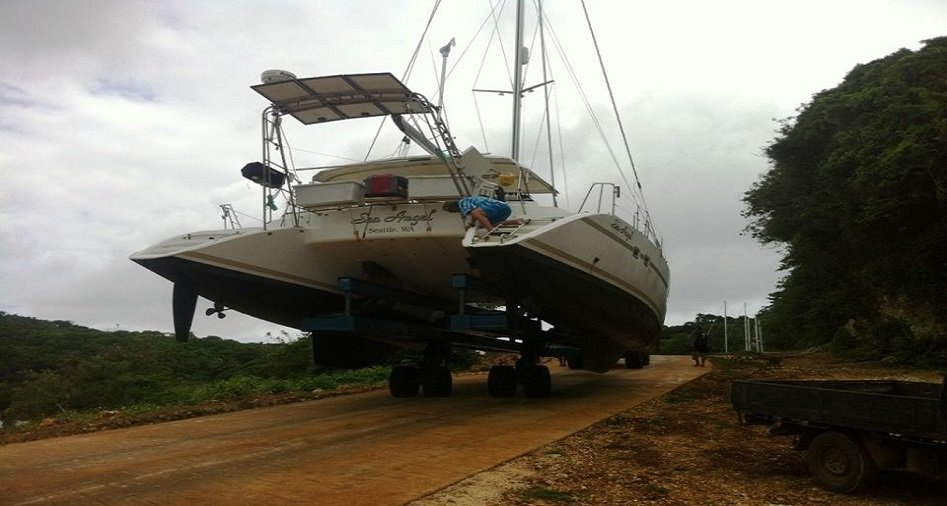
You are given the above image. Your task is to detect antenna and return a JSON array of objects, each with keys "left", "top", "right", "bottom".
[{"left": 437, "top": 38, "right": 455, "bottom": 108}]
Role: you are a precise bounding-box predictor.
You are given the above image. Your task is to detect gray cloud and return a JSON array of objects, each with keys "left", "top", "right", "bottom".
[{"left": 1, "top": 0, "right": 943, "bottom": 340}]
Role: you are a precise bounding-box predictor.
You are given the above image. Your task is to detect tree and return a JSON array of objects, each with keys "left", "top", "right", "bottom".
[{"left": 743, "top": 37, "right": 947, "bottom": 363}]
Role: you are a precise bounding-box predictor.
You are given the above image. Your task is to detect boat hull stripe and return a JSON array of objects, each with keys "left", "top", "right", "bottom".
[
  {"left": 179, "top": 251, "right": 339, "bottom": 292},
  {"left": 581, "top": 218, "right": 670, "bottom": 288}
]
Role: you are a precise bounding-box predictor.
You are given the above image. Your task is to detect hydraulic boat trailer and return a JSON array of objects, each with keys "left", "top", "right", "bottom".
[{"left": 304, "top": 273, "right": 629, "bottom": 399}]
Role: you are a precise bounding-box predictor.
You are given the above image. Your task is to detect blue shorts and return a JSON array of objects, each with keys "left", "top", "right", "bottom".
[{"left": 459, "top": 196, "right": 512, "bottom": 223}]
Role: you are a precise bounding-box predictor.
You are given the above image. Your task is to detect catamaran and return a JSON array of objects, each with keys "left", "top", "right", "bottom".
[{"left": 131, "top": 1, "right": 669, "bottom": 398}]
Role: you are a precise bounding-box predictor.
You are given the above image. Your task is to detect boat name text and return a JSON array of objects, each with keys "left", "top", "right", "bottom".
[
  {"left": 610, "top": 222, "right": 634, "bottom": 241},
  {"left": 352, "top": 209, "right": 438, "bottom": 231}
]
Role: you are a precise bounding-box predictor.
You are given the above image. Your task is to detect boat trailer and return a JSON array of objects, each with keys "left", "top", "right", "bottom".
[{"left": 304, "top": 274, "right": 576, "bottom": 398}]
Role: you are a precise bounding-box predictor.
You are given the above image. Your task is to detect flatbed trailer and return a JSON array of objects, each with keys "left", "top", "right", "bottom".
[
  {"left": 305, "top": 274, "right": 650, "bottom": 399},
  {"left": 731, "top": 376, "right": 947, "bottom": 493}
]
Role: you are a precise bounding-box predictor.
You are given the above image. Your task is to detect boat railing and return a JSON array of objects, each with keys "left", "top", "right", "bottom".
[
  {"left": 470, "top": 217, "right": 553, "bottom": 244},
  {"left": 578, "top": 182, "right": 619, "bottom": 215},
  {"left": 219, "top": 204, "right": 242, "bottom": 230},
  {"left": 578, "top": 182, "right": 664, "bottom": 252},
  {"left": 245, "top": 72, "right": 477, "bottom": 228}
]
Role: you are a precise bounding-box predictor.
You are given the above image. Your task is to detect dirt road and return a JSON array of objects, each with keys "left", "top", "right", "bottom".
[{"left": 0, "top": 356, "right": 706, "bottom": 505}]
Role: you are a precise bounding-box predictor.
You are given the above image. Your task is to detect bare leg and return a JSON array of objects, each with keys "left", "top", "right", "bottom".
[{"left": 468, "top": 208, "right": 495, "bottom": 231}]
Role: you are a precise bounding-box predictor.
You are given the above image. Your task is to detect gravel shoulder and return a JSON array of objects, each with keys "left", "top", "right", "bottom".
[{"left": 412, "top": 353, "right": 947, "bottom": 506}]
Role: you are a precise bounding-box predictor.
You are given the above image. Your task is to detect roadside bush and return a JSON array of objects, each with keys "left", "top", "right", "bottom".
[{"left": 4, "top": 370, "right": 73, "bottom": 421}]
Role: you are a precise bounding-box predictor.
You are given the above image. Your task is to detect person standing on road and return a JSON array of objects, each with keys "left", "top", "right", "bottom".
[{"left": 692, "top": 328, "right": 709, "bottom": 367}]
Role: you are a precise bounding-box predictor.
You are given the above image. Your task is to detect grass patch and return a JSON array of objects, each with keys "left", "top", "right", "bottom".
[
  {"left": 173, "top": 366, "right": 391, "bottom": 404},
  {"left": 642, "top": 482, "right": 670, "bottom": 499},
  {"left": 2, "top": 366, "right": 392, "bottom": 437},
  {"left": 663, "top": 385, "right": 709, "bottom": 403},
  {"left": 514, "top": 486, "right": 574, "bottom": 503}
]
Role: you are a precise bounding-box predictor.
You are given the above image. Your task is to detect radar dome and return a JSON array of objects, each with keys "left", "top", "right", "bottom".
[{"left": 261, "top": 69, "right": 297, "bottom": 84}]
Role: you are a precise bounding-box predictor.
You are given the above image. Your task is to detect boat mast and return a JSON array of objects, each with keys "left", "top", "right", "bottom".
[{"left": 511, "top": 0, "right": 525, "bottom": 161}]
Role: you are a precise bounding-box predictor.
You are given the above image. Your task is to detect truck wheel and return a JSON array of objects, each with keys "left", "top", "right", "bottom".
[{"left": 808, "top": 431, "right": 877, "bottom": 493}]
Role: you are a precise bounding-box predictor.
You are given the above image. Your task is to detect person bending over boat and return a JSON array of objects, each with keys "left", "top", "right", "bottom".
[{"left": 443, "top": 196, "right": 525, "bottom": 234}]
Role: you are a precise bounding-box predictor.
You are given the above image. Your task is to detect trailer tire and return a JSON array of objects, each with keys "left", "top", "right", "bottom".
[
  {"left": 624, "top": 351, "right": 644, "bottom": 369},
  {"left": 522, "top": 364, "right": 551, "bottom": 398},
  {"left": 389, "top": 365, "right": 420, "bottom": 398},
  {"left": 488, "top": 365, "right": 517, "bottom": 397},
  {"left": 808, "top": 431, "right": 877, "bottom": 493}
]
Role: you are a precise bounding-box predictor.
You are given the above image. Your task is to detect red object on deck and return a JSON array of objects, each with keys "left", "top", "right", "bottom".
[{"left": 364, "top": 174, "right": 408, "bottom": 198}]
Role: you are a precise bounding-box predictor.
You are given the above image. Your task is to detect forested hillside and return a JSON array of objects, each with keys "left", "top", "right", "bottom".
[
  {"left": 0, "top": 311, "right": 738, "bottom": 425},
  {"left": 743, "top": 36, "right": 946, "bottom": 365},
  {"left": 0, "top": 312, "right": 380, "bottom": 424}
]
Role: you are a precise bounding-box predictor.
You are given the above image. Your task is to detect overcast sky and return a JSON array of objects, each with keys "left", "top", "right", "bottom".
[{"left": 1, "top": 1, "right": 944, "bottom": 342}]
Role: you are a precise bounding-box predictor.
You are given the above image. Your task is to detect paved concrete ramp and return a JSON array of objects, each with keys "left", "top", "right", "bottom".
[{"left": 0, "top": 356, "right": 707, "bottom": 505}]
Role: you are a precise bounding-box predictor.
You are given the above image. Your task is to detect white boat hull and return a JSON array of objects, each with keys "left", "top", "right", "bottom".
[
  {"left": 465, "top": 213, "right": 669, "bottom": 371},
  {"left": 131, "top": 203, "right": 476, "bottom": 328},
  {"left": 132, "top": 201, "right": 669, "bottom": 370}
]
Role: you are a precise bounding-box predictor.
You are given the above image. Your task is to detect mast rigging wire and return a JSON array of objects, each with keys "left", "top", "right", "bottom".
[
  {"left": 538, "top": 0, "right": 558, "bottom": 207},
  {"left": 579, "top": 1, "right": 649, "bottom": 210},
  {"left": 364, "top": 0, "right": 444, "bottom": 161},
  {"left": 356, "top": 0, "right": 659, "bottom": 241}
]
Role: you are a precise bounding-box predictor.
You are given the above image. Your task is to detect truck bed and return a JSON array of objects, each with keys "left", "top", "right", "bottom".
[{"left": 731, "top": 379, "right": 947, "bottom": 442}]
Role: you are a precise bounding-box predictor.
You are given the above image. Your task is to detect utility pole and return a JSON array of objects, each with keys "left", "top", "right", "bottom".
[
  {"left": 743, "top": 303, "right": 750, "bottom": 351},
  {"left": 755, "top": 318, "right": 764, "bottom": 352},
  {"left": 723, "top": 300, "right": 729, "bottom": 354}
]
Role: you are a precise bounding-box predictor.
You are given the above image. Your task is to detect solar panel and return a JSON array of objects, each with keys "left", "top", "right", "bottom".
[{"left": 251, "top": 73, "right": 431, "bottom": 124}]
